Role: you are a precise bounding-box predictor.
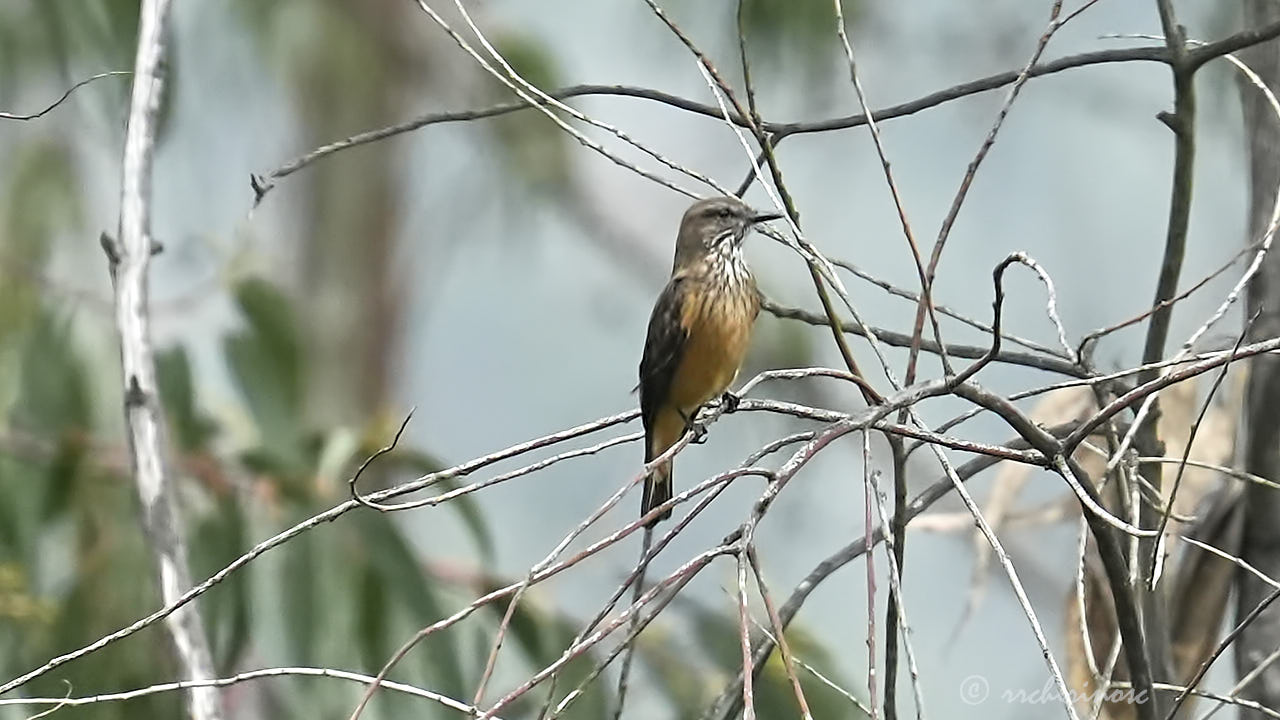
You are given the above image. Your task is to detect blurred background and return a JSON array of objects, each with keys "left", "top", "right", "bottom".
[{"left": 0, "top": 0, "right": 1257, "bottom": 718}]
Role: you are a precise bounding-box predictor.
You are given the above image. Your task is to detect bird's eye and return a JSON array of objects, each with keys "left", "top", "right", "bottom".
[{"left": 718, "top": 208, "right": 732, "bottom": 218}]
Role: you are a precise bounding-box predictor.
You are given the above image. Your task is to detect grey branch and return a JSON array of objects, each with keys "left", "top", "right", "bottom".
[
  {"left": 255, "top": 24, "right": 1280, "bottom": 203},
  {"left": 1235, "top": 1, "right": 1280, "bottom": 716},
  {"left": 112, "top": 1, "right": 221, "bottom": 719}
]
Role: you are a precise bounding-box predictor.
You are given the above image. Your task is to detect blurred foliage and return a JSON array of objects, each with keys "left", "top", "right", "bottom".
[
  {"left": 675, "top": 0, "right": 864, "bottom": 81},
  {"left": 0, "top": 272, "right": 856, "bottom": 719},
  {"left": 0, "top": 2, "right": 858, "bottom": 718},
  {"left": 489, "top": 31, "right": 573, "bottom": 194},
  {"left": 682, "top": 598, "right": 871, "bottom": 719},
  {"left": 738, "top": 0, "right": 861, "bottom": 68}
]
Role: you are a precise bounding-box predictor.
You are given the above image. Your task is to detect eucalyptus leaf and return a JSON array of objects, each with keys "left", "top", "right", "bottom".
[
  {"left": 156, "top": 345, "right": 218, "bottom": 452},
  {"left": 281, "top": 525, "right": 319, "bottom": 665},
  {"left": 388, "top": 448, "right": 497, "bottom": 564},
  {"left": 352, "top": 511, "right": 467, "bottom": 709},
  {"left": 225, "top": 277, "right": 308, "bottom": 476},
  {"left": 480, "top": 589, "right": 614, "bottom": 719},
  {"left": 191, "top": 493, "right": 251, "bottom": 674}
]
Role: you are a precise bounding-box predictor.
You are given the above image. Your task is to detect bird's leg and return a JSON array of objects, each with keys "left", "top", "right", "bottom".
[
  {"left": 719, "top": 390, "right": 741, "bottom": 414},
  {"left": 679, "top": 409, "right": 709, "bottom": 444}
]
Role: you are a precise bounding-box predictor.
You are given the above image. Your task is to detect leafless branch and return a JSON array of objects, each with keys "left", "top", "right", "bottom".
[
  {"left": 748, "top": 548, "right": 814, "bottom": 720},
  {"left": 703, "top": 424, "right": 1080, "bottom": 720},
  {"left": 909, "top": 0, "right": 1069, "bottom": 386},
  {"left": 1146, "top": 313, "right": 1257, "bottom": 581},
  {"left": 0, "top": 71, "right": 130, "bottom": 121},
  {"left": 110, "top": 2, "right": 220, "bottom": 718},
  {"left": 762, "top": 297, "right": 1088, "bottom": 378},
  {"left": 252, "top": 23, "right": 1280, "bottom": 201},
  {"left": 21, "top": 8, "right": 1280, "bottom": 719},
  {"left": 0, "top": 667, "right": 492, "bottom": 718}
]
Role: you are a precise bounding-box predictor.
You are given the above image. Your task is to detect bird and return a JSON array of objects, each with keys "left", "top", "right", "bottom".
[{"left": 637, "top": 196, "right": 782, "bottom": 527}]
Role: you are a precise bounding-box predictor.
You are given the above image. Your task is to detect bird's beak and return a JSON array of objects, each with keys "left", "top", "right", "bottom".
[{"left": 751, "top": 211, "right": 784, "bottom": 224}]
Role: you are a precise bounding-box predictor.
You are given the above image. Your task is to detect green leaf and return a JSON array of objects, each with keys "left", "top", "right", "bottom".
[
  {"left": 225, "top": 277, "right": 307, "bottom": 474},
  {"left": 10, "top": 308, "right": 90, "bottom": 524},
  {"left": 0, "top": 141, "right": 80, "bottom": 375},
  {"left": 486, "top": 32, "right": 571, "bottom": 194},
  {"left": 156, "top": 345, "right": 218, "bottom": 452},
  {"left": 483, "top": 590, "right": 613, "bottom": 719},
  {"left": 356, "top": 556, "right": 390, "bottom": 672},
  {"left": 773, "top": 622, "right": 871, "bottom": 719},
  {"left": 191, "top": 493, "right": 250, "bottom": 674},
  {"left": 231, "top": 278, "right": 302, "bottom": 409},
  {"left": 12, "top": 309, "right": 88, "bottom": 435},
  {"left": 281, "top": 526, "right": 319, "bottom": 665},
  {"left": 389, "top": 448, "right": 496, "bottom": 564},
  {"left": 686, "top": 599, "right": 742, "bottom": 670},
  {"left": 30, "top": 464, "right": 182, "bottom": 720},
  {"left": 352, "top": 511, "right": 467, "bottom": 706},
  {"left": 680, "top": 599, "right": 870, "bottom": 719},
  {"left": 735, "top": 0, "right": 860, "bottom": 75},
  {"left": 492, "top": 32, "right": 559, "bottom": 93}
]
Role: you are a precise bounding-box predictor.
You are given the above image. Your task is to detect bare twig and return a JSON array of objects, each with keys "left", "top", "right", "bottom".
[
  {"left": 1064, "top": 337, "right": 1280, "bottom": 452},
  {"left": 447, "top": 0, "right": 727, "bottom": 196},
  {"left": 743, "top": 609, "right": 873, "bottom": 716},
  {"left": 703, "top": 424, "right": 1081, "bottom": 720},
  {"left": 762, "top": 297, "right": 1088, "bottom": 378},
  {"left": 672, "top": 0, "right": 882, "bottom": 405},
  {"left": 866, "top": 456, "right": 928, "bottom": 719},
  {"left": 403, "top": 0, "right": 704, "bottom": 200},
  {"left": 0, "top": 71, "right": 130, "bottom": 121},
  {"left": 1077, "top": 239, "right": 1264, "bottom": 359},
  {"left": 735, "top": 548, "right": 758, "bottom": 720},
  {"left": 0, "top": 667, "right": 493, "bottom": 718},
  {"left": 908, "top": 0, "right": 1068, "bottom": 385},
  {"left": 348, "top": 408, "right": 416, "bottom": 509},
  {"left": 609, "top": 527, "right": 652, "bottom": 720},
  {"left": 482, "top": 546, "right": 736, "bottom": 719},
  {"left": 828, "top": 8, "right": 931, "bottom": 712},
  {"left": 351, "top": 427, "right": 696, "bottom": 719},
  {"left": 862, "top": 437, "right": 879, "bottom": 720},
  {"left": 1166, "top": 585, "right": 1280, "bottom": 719},
  {"left": 1146, "top": 312, "right": 1257, "bottom": 582},
  {"left": 0, "top": 409, "right": 637, "bottom": 697},
  {"left": 830, "top": 0, "right": 943, "bottom": 386},
  {"left": 831, "top": 257, "right": 1067, "bottom": 358},
  {"left": 253, "top": 24, "right": 1280, "bottom": 199},
  {"left": 545, "top": 453, "right": 786, "bottom": 719},
  {"left": 747, "top": 548, "right": 813, "bottom": 720}
]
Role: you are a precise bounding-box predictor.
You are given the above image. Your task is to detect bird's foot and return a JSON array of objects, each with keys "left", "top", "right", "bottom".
[
  {"left": 686, "top": 420, "right": 710, "bottom": 444},
  {"left": 719, "top": 391, "right": 741, "bottom": 414}
]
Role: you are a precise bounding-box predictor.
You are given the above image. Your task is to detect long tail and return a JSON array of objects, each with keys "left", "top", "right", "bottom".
[
  {"left": 642, "top": 408, "right": 682, "bottom": 527},
  {"left": 641, "top": 461, "right": 673, "bottom": 527}
]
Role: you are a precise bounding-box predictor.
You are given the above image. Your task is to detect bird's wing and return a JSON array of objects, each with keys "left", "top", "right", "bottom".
[{"left": 638, "top": 275, "right": 689, "bottom": 435}]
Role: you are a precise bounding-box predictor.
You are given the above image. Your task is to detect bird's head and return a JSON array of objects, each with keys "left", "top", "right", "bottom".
[{"left": 673, "top": 196, "right": 782, "bottom": 270}]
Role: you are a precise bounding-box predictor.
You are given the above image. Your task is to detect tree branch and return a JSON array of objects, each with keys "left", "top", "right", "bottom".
[
  {"left": 256, "top": 22, "right": 1280, "bottom": 203},
  {"left": 111, "top": 2, "right": 220, "bottom": 719},
  {"left": 0, "top": 71, "right": 131, "bottom": 121}
]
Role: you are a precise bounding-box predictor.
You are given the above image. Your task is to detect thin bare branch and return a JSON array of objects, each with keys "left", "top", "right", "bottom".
[
  {"left": 748, "top": 548, "right": 814, "bottom": 720},
  {"left": 909, "top": 0, "right": 1069, "bottom": 385},
  {"left": 0, "top": 667, "right": 493, "bottom": 718},
  {"left": 0, "top": 71, "right": 130, "bottom": 121}
]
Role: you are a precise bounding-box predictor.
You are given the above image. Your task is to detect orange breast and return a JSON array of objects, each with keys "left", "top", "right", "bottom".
[{"left": 668, "top": 276, "right": 758, "bottom": 415}]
